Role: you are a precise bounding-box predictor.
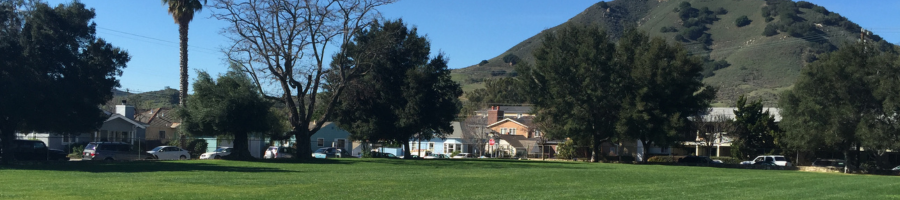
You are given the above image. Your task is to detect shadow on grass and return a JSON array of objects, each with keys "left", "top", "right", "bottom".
[
  {"left": 0, "top": 160, "right": 296, "bottom": 173},
  {"left": 345, "top": 158, "right": 600, "bottom": 170}
]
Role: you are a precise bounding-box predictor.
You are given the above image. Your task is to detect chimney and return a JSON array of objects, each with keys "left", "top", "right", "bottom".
[
  {"left": 116, "top": 103, "right": 135, "bottom": 120},
  {"left": 487, "top": 106, "right": 504, "bottom": 125}
]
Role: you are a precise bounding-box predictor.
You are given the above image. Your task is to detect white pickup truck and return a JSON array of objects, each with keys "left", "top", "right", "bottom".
[{"left": 740, "top": 155, "right": 792, "bottom": 166}]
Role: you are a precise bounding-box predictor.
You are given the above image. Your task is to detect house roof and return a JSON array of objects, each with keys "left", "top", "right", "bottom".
[
  {"left": 474, "top": 106, "right": 533, "bottom": 115},
  {"left": 698, "top": 107, "right": 782, "bottom": 122},
  {"left": 498, "top": 135, "right": 528, "bottom": 148},
  {"left": 486, "top": 117, "right": 531, "bottom": 128},
  {"left": 105, "top": 114, "right": 148, "bottom": 129},
  {"left": 135, "top": 108, "right": 180, "bottom": 128}
]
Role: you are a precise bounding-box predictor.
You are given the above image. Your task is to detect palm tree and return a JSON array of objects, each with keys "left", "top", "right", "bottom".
[{"left": 163, "top": 0, "right": 205, "bottom": 106}]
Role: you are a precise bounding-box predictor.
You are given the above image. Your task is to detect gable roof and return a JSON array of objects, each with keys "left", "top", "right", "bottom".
[
  {"left": 135, "top": 108, "right": 180, "bottom": 128},
  {"left": 105, "top": 114, "right": 148, "bottom": 129},
  {"left": 486, "top": 118, "right": 529, "bottom": 128},
  {"left": 699, "top": 107, "right": 782, "bottom": 122}
]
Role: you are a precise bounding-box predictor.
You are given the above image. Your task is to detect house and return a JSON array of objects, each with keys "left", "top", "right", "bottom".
[
  {"left": 310, "top": 122, "right": 354, "bottom": 154},
  {"left": 481, "top": 106, "right": 558, "bottom": 158},
  {"left": 677, "top": 107, "right": 782, "bottom": 158},
  {"left": 16, "top": 104, "right": 148, "bottom": 151},
  {"left": 134, "top": 108, "right": 179, "bottom": 146},
  {"left": 407, "top": 121, "right": 466, "bottom": 157}
]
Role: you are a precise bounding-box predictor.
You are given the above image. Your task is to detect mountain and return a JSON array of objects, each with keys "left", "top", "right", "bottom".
[
  {"left": 103, "top": 87, "right": 179, "bottom": 112},
  {"left": 452, "top": 0, "right": 895, "bottom": 106}
]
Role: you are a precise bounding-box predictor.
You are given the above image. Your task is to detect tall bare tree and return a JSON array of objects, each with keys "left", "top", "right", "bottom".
[
  {"left": 461, "top": 115, "right": 489, "bottom": 157},
  {"left": 211, "top": 0, "right": 393, "bottom": 159}
]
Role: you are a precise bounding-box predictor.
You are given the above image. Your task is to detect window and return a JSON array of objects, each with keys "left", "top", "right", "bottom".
[
  {"left": 428, "top": 142, "right": 434, "bottom": 150},
  {"left": 159, "top": 131, "right": 166, "bottom": 139},
  {"left": 63, "top": 134, "right": 70, "bottom": 142},
  {"left": 534, "top": 130, "right": 541, "bottom": 137},
  {"left": 317, "top": 138, "right": 324, "bottom": 147},
  {"left": 411, "top": 142, "right": 418, "bottom": 150},
  {"left": 500, "top": 128, "right": 508, "bottom": 135},
  {"left": 517, "top": 113, "right": 522, "bottom": 118},
  {"left": 510, "top": 128, "right": 516, "bottom": 135},
  {"left": 444, "top": 143, "right": 462, "bottom": 154},
  {"left": 336, "top": 139, "right": 346, "bottom": 149}
]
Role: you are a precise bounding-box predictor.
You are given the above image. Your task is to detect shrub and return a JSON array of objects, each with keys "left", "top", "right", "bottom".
[
  {"left": 796, "top": 1, "right": 814, "bottom": 9},
  {"left": 715, "top": 7, "right": 727, "bottom": 15},
  {"left": 556, "top": 140, "right": 577, "bottom": 160},
  {"left": 674, "top": 34, "right": 685, "bottom": 42},
  {"left": 450, "top": 151, "right": 461, "bottom": 157},
  {"left": 185, "top": 139, "right": 208, "bottom": 159},
  {"left": 598, "top": 1, "right": 609, "bottom": 9},
  {"left": 647, "top": 156, "right": 677, "bottom": 163},
  {"left": 735, "top": 15, "right": 751, "bottom": 27},
  {"left": 478, "top": 60, "right": 488, "bottom": 66},
  {"left": 763, "top": 24, "right": 778, "bottom": 36},
  {"left": 69, "top": 144, "right": 85, "bottom": 159}
]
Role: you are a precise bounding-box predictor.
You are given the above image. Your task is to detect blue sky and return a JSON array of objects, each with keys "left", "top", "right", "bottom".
[{"left": 43, "top": 0, "right": 900, "bottom": 93}]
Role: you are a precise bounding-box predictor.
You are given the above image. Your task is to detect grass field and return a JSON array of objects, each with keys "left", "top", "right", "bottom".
[{"left": 1, "top": 159, "right": 898, "bottom": 199}]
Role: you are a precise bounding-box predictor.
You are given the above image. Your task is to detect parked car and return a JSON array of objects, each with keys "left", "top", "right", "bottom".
[
  {"left": 312, "top": 147, "right": 349, "bottom": 159},
  {"left": 812, "top": 159, "right": 846, "bottom": 168},
  {"left": 146, "top": 146, "right": 191, "bottom": 160},
  {"left": 199, "top": 147, "right": 233, "bottom": 159},
  {"left": 370, "top": 151, "right": 399, "bottom": 158},
  {"left": 452, "top": 153, "right": 473, "bottom": 159},
  {"left": 677, "top": 156, "right": 713, "bottom": 164},
  {"left": 0, "top": 140, "right": 68, "bottom": 161},
  {"left": 892, "top": 165, "right": 900, "bottom": 171},
  {"left": 82, "top": 142, "right": 146, "bottom": 161},
  {"left": 264, "top": 146, "right": 294, "bottom": 159},
  {"left": 424, "top": 154, "right": 450, "bottom": 159},
  {"left": 741, "top": 155, "right": 792, "bottom": 167}
]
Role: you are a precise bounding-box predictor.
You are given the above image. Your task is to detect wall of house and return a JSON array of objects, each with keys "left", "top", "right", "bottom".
[
  {"left": 201, "top": 136, "right": 266, "bottom": 158},
  {"left": 409, "top": 138, "right": 445, "bottom": 156},
  {"left": 488, "top": 121, "right": 529, "bottom": 138},
  {"left": 309, "top": 123, "right": 352, "bottom": 153},
  {"left": 144, "top": 126, "right": 177, "bottom": 144}
]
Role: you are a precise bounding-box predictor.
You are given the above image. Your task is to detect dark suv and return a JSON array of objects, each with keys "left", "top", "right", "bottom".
[{"left": 0, "top": 140, "right": 69, "bottom": 161}]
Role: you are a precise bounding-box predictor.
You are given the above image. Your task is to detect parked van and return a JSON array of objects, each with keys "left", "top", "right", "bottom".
[
  {"left": 0, "top": 140, "right": 68, "bottom": 161},
  {"left": 82, "top": 142, "right": 146, "bottom": 161}
]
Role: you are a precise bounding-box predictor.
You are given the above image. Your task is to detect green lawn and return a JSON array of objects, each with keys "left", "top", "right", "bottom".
[{"left": 1, "top": 159, "right": 898, "bottom": 199}]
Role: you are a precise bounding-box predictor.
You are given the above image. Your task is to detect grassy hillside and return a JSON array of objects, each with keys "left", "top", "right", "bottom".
[
  {"left": 102, "top": 88, "right": 179, "bottom": 112},
  {"left": 452, "top": 0, "right": 893, "bottom": 106}
]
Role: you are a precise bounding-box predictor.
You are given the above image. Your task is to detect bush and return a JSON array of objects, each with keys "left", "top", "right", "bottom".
[
  {"left": 647, "top": 156, "right": 677, "bottom": 163},
  {"left": 763, "top": 24, "right": 778, "bottom": 36},
  {"left": 478, "top": 60, "right": 488, "bottom": 66},
  {"left": 68, "top": 144, "right": 85, "bottom": 159},
  {"left": 710, "top": 156, "right": 742, "bottom": 164},
  {"left": 557, "top": 140, "right": 577, "bottom": 160},
  {"left": 796, "top": 1, "right": 814, "bottom": 9},
  {"left": 674, "top": 34, "right": 685, "bottom": 42},
  {"left": 450, "top": 151, "right": 461, "bottom": 157},
  {"left": 185, "top": 139, "right": 208, "bottom": 159},
  {"left": 598, "top": 1, "right": 609, "bottom": 9},
  {"left": 735, "top": 15, "right": 751, "bottom": 27},
  {"left": 715, "top": 7, "right": 727, "bottom": 15}
]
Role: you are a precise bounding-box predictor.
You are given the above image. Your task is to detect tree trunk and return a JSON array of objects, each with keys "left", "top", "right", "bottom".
[
  {"left": 178, "top": 22, "right": 189, "bottom": 106},
  {"left": 843, "top": 149, "right": 850, "bottom": 173},
  {"left": 402, "top": 138, "right": 411, "bottom": 159},
  {"left": 642, "top": 141, "right": 651, "bottom": 163},
  {"left": 294, "top": 129, "right": 312, "bottom": 159},
  {"left": 229, "top": 132, "right": 252, "bottom": 160},
  {"left": 591, "top": 134, "right": 601, "bottom": 162},
  {"left": 1, "top": 124, "right": 17, "bottom": 164}
]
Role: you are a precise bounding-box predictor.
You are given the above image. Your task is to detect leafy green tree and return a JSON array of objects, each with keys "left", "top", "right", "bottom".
[
  {"left": 730, "top": 95, "right": 780, "bottom": 159},
  {"left": 0, "top": 2, "right": 129, "bottom": 164},
  {"left": 178, "top": 64, "right": 282, "bottom": 159},
  {"left": 616, "top": 29, "right": 716, "bottom": 162},
  {"left": 518, "top": 24, "right": 624, "bottom": 162},
  {"left": 162, "top": 0, "right": 205, "bottom": 106},
  {"left": 763, "top": 24, "right": 778, "bottom": 36},
  {"left": 735, "top": 15, "right": 751, "bottom": 27},
  {"left": 330, "top": 20, "right": 462, "bottom": 159},
  {"left": 461, "top": 77, "right": 529, "bottom": 115},
  {"left": 779, "top": 42, "right": 899, "bottom": 171}
]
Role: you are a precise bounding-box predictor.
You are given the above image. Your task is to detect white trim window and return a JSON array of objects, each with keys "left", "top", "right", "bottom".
[
  {"left": 317, "top": 138, "right": 325, "bottom": 147},
  {"left": 444, "top": 143, "right": 462, "bottom": 154},
  {"left": 534, "top": 129, "right": 541, "bottom": 138},
  {"left": 500, "top": 128, "right": 508, "bottom": 135},
  {"left": 428, "top": 142, "right": 434, "bottom": 151},
  {"left": 335, "top": 138, "right": 346, "bottom": 149},
  {"left": 510, "top": 128, "right": 516, "bottom": 135},
  {"left": 411, "top": 142, "right": 419, "bottom": 150}
]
